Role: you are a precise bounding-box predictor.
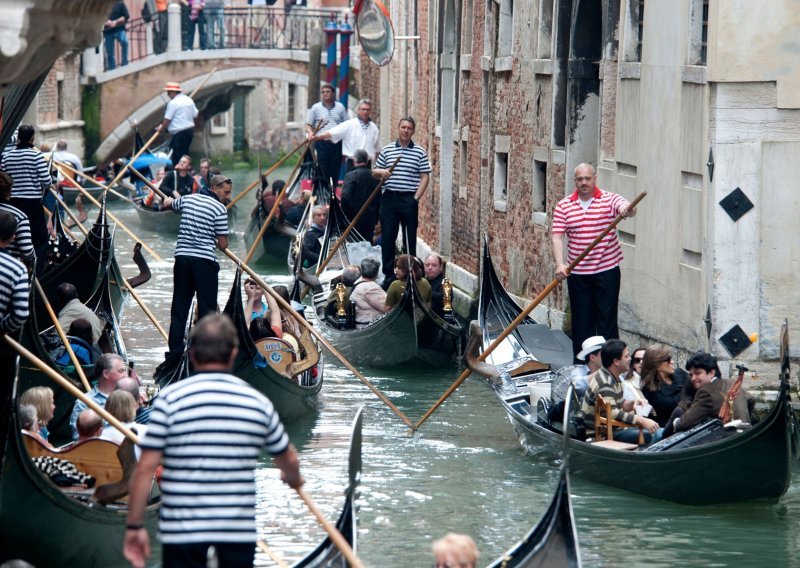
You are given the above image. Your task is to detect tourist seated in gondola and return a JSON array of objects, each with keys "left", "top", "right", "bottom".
[
  {"left": 640, "top": 344, "right": 690, "bottom": 427},
  {"left": 301, "top": 205, "right": 328, "bottom": 268},
  {"left": 115, "top": 377, "right": 152, "bottom": 425},
  {"left": 162, "top": 155, "right": 198, "bottom": 198},
  {"left": 622, "top": 346, "right": 648, "bottom": 404},
  {"left": 54, "top": 318, "right": 98, "bottom": 369},
  {"left": 432, "top": 533, "right": 479, "bottom": 568},
  {"left": 580, "top": 339, "right": 662, "bottom": 444},
  {"left": 383, "top": 255, "right": 431, "bottom": 312},
  {"left": 19, "top": 403, "right": 54, "bottom": 449},
  {"left": 20, "top": 386, "right": 55, "bottom": 445},
  {"left": 142, "top": 167, "right": 167, "bottom": 209},
  {"left": 100, "top": 391, "right": 146, "bottom": 458},
  {"left": 257, "top": 179, "right": 291, "bottom": 222},
  {"left": 285, "top": 188, "right": 312, "bottom": 227},
  {"left": 249, "top": 291, "right": 300, "bottom": 350},
  {"left": 569, "top": 336, "right": 605, "bottom": 399},
  {"left": 56, "top": 282, "right": 105, "bottom": 345},
  {"left": 424, "top": 253, "right": 446, "bottom": 317},
  {"left": 244, "top": 277, "right": 267, "bottom": 326},
  {"left": 351, "top": 257, "right": 386, "bottom": 328},
  {"left": 325, "top": 264, "right": 361, "bottom": 323},
  {"left": 59, "top": 409, "right": 104, "bottom": 449},
  {"left": 69, "top": 353, "right": 129, "bottom": 440},
  {"left": 664, "top": 352, "right": 754, "bottom": 437}
]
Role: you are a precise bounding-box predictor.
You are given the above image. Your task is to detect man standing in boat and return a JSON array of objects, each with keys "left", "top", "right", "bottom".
[
  {"left": 124, "top": 314, "right": 304, "bottom": 568},
  {"left": 156, "top": 82, "right": 198, "bottom": 163},
  {"left": 162, "top": 174, "right": 231, "bottom": 358},
  {"left": 551, "top": 163, "right": 636, "bottom": 360},
  {"left": 306, "top": 83, "right": 349, "bottom": 185},
  {"left": 312, "top": 98, "right": 381, "bottom": 176}
]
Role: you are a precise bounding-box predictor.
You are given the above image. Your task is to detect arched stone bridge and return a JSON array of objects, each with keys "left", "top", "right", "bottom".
[{"left": 84, "top": 4, "right": 358, "bottom": 161}]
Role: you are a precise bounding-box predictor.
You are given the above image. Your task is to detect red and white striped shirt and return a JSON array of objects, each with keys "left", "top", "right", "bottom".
[{"left": 551, "top": 187, "right": 627, "bottom": 275}]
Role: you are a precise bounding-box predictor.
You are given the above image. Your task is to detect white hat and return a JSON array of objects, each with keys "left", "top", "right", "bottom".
[{"left": 577, "top": 335, "right": 606, "bottom": 361}]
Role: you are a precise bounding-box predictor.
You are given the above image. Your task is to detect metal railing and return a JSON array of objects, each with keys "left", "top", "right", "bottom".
[{"left": 103, "top": 7, "right": 343, "bottom": 71}]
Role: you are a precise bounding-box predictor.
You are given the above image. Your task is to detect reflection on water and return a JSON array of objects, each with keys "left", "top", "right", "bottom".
[{"left": 102, "top": 168, "right": 800, "bottom": 567}]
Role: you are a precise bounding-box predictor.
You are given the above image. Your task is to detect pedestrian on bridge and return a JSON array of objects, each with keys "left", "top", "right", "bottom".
[
  {"left": 103, "top": 0, "right": 129, "bottom": 71},
  {"left": 156, "top": 82, "right": 199, "bottom": 163}
]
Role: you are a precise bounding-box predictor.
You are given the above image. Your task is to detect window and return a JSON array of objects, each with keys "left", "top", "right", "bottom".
[
  {"left": 459, "top": 139, "right": 468, "bottom": 199},
  {"left": 494, "top": 151, "right": 508, "bottom": 208},
  {"left": 622, "top": 0, "right": 645, "bottom": 62},
  {"left": 538, "top": 0, "right": 553, "bottom": 59},
  {"left": 210, "top": 111, "right": 228, "bottom": 135},
  {"left": 497, "top": 0, "right": 514, "bottom": 57},
  {"left": 287, "top": 84, "right": 297, "bottom": 122},
  {"left": 57, "top": 79, "right": 65, "bottom": 121},
  {"left": 688, "top": 0, "right": 709, "bottom": 65},
  {"left": 462, "top": 0, "right": 474, "bottom": 54},
  {"left": 636, "top": 0, "right": 645, "bottom": 61},
  {"left": 532, "top": 160, "right": 547, "bottom": 215}
]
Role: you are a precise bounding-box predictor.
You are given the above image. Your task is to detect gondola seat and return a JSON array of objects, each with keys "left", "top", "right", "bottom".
[
  {"left": 255, "top": 337, "right": 297, "bottom": 375},
  {"left": 286, "top": 328, "right": 320, "bottom": 377},
  {"left": 23, "top": 433, "right": 125, "bottom": 485},
  {"left": 594, "top": 395, "right": 644, "bottom": 448}
]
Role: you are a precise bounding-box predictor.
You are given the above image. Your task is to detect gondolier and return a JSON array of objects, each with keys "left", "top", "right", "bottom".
[
  {"left": 156, "top": 82, "right": 198, "bottom": 162},
  {"left": 372, "top": 117, "right": 431, "bottom": 284},
  {"left": 312, "top": 99, "right": 381, "bottom": 177},
  {"left": 306, "top": 83, "right": 349, "bottom": 185},
  {"left": 0, "top": 172, "right": 35, "bottom": 269},
  {"left": 551, "top": 163, "right": 636, "bottom": 360},
  {"left": 162, "top": 174, "right": 231, "bottom": 357},
  {"left": 124, "top": 314, "right": 304, "bottom": 568}
]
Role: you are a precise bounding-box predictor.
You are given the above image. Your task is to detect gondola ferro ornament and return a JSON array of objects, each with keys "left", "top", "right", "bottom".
[{"left": 442, "top": 278, "right": 454, "bottom": 323}]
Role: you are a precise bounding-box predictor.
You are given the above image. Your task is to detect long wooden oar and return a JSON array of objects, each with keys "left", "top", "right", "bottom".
[
  {"left": 128, "top": 166, "right": 169, "bottom": 201},
  {"left": 244, "top": 142, "right": 314, "bottom": 264},
  {"left": 49, "top": 188, "right": 88, "bottom": 237},
  {"left": 32, "top": 278, "right": 92, "bottom": 392},
  {"left": 296, "top": 487, "right": 364, "bottom": 568},
  {"left": 226, "top": 126, "right": 322, "bottom": 211},
  {"left": 50, "top": 190, "right": 170, "bottom": 342},
  {"left": 55, "top": 166, "right": 165, "bottom": 263},
  {"left": 413, "top": 192, "right": 647, "bottom": 431},
  {"left": 223, "top": 248, "right": 416, "bottom": 429},
  {"left": 55, "top": 160, "right": 133, "bottom": 202},
  {"left": 297, "top": 154, "right": 402, "bottom": 301},
  {"left": 256, "top": 541, "right": 290, "bottom": 568},
  {"left": 3, "top": 335, "right": 141, "bottom": 444}
]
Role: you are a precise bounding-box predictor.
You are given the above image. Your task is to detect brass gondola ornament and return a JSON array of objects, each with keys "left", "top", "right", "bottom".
[
  {"left": 442, "top": 278, "right": 454, "bottom": 322},
  {"left": 335, "top": 282, "right": 348, "bottom": 330}
]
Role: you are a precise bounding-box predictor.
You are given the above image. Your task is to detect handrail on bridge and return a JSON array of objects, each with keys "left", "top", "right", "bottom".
[{"left": 103, "top": 7, "right": 348, "bottom": 73}]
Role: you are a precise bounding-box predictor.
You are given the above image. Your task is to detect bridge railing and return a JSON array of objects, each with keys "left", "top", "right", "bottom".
[{"left": 103, "top": 8, "right": 345, "bottom": 72}]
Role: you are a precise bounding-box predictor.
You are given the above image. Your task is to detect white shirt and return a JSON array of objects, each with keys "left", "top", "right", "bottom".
[
  {"left": 52, "top": 150, "right": 84, "bottom": 175},
  {"left": 326, "top": 117, "right": 381, "bottom": 160},
  {"left": 164, "top": 93, "right": 198, "bottom": 134}
]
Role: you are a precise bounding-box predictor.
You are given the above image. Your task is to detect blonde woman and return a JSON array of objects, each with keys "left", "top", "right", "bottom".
[
  {"left": 20, "top": 386, "right": 55, "bottom": 443},
  {"left": 101, "top": 391, "right": 147, "bottom": 457}
]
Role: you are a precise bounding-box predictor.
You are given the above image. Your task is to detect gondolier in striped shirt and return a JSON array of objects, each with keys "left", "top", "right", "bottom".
[
  {"left": 124, "top": 314, "right": 304, "bottom": 568},
  {"left": 551, "top": 163, "right": 636, "bottom": 360},
  {"left": 162, "top": 174, "right": 231, "bottom": 357},
  {"left": 0, "top": 125, "right": 52, "bottom": 256},
  {"left": 0, "top": 171, "right": 35, "bottom": 269},
  {"left": 372, "top": 117, "right": 432, "bottom": 284},
  {"left": 306, "top": 83, "right": 349, "bottom": 185}
]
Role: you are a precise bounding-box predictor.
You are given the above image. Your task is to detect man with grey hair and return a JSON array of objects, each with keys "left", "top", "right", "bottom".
[
  {"left": 69, "top": 353, "right": 128, "bottom": 440},
  {"left": 341, "top": 148, "right": 381, "bottom": 243},
  {"left": 312, "top": 98, "right": 381, "bottom": 177},
  {"left": 350, "top": 257, "right": 386, "bottom": 328},
  {"left": 301, "top": 205, "right": 328, "bottom": 267},
  {"left": 52, "top": 140, "right": 84, "bottom": 177}
]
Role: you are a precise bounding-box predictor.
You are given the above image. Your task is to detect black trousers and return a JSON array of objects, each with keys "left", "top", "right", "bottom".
[
  {"left": 167, "top": 255, "right": 220, "bottom": 354},
  {"left": 566, "top": 266, "right": 621, "bottom": 359},
  {"left": 379, "top": 191, "right": 418, "bottom": 280},
  {"left": 170, "top": 128, "right": 194, "bottom": 162},
  {"left": 314, "top": 140, "right": 342, "bottom": 186},
  {"left": 10, "top": 197, "right": 48, "bottom": 248},
  {"left": 162, "top": 542, "right": 254, "bottom": 568}
]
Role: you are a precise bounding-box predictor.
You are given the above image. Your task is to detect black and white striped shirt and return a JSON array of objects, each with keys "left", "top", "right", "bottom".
[
  {"left": 172, "top": 193, "right": 228, "bottom": 261},
  {"left": 140, "top": 372, "right": 289, "bottom": 544},
  {"left": 375, "top": 141, "right": 432, "bottom": 193},
  {"left": 0, "top": 147, "right": 51, "bottom": 200},
  {"left": 0, "top": 251, "right": 30, "bottom": 333},
  {"left": 0, "top": 202, "right": 35, "bottom": 263},
  {"left": 307, "top": 100, "right": 349, "bottom": 134}
]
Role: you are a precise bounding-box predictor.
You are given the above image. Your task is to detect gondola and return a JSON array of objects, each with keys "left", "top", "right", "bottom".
[
  {"left": 0, "top": 355, "right": 160, "bottom": 566},
  {"left": 293, "top": 406, "right": 363, "bottom": 567},
  {"left": 306, "top": 196, "right": 461, "bottom": 369},
  {"left": 478, "top": 238, "right": 797, "bottom": 505},
  {"left": 156, "top": 269, "right": 324, "bottom": 423},
  {"left": 285, "top": 158, "right": 334, "bottom": 274}
]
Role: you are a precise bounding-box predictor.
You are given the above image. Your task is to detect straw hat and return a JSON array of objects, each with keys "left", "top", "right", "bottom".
[
  {"left": 576, "top": 335, "right": 605, "bottom": 361},
  {"left": 164, "top": 82, "right": 182, "bottom": 92}
]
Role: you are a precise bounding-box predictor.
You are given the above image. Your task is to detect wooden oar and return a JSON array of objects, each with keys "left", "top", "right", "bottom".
[
  {"left": 226, "top": 126, "right": 322, "bottom": 211},
  {"left": 297, "top": 154, "right": 402, "bottom": 301},
  {"left": 50, "top": 191, "right": 169, "bottom": 342},
  {"left": 296, "top": 487, "right": 364, "bottom": 568},
  {"left": 3, "top": 335, "right": 141, "bottom": 444},
  {"left": 256, "top": 541, "right": 289, "bottom": 568},
  {"left": 243, "top": 142, "right": 314, "bottom": 264},
  {"left": 32, "top": 278, "right": 92, "bottom": 392},
  {"left": 54, "top": 165, "right": 165, "bottom": 263},
  {"left": 413, "top": 192, "right": 647, "bottom": 431},
  {"left": 223, "top": 248, "right": 416, "bottom": 429},
  {"left": 55, "top": 160, "right": 133, "bottom": 202}
]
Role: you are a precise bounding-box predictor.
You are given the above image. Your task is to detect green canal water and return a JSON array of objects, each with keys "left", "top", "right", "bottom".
[{"left": 102, "top": 168, "right": 800, "bottom": 567}]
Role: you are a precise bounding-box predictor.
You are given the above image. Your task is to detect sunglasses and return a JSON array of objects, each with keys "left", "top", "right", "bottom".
[
  {"left": 662, "top": 356, "right": 673, "bottom": 364},
  {"left": 214, "top": 178, "right": 232, "bottom": 187},
  {"left": 632, "top": 357, "right": 642, "bottom": 364}
]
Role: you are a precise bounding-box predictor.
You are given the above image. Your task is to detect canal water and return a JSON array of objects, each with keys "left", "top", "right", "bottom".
[{"left": 102, "top": 167, "right": 800, "bottom": 567}]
